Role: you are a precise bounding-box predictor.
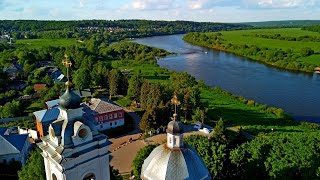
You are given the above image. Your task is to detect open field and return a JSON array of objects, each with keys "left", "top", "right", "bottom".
[
  {"left": 221, "top": 28, "right": 320, "bottom": 52},
  {"left": 16, "top": 38, "right": 78, "bottom": 48},
  {"left": 184, "top": 28, "right": 320, "bottom": 72}
]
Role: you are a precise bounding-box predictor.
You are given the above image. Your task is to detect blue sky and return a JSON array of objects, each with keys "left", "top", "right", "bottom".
[{"left": 0, "top": 0, "right": 319, "bottom": 22}]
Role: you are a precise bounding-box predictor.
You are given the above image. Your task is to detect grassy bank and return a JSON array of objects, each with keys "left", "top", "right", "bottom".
[
  {"left": 184, "top": 28, "right": 320, "bottom": 72},
  {"left": 113, "top": 59, "right": 319, "bottom": 136}
]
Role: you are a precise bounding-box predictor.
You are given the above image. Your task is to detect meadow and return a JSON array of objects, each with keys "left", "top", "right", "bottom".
[
  {"left": 16, "top": 38, "right": 78, "bottom": 49},
  {"left": 184, "top": 28, "right": 320, "bottom": 72}
]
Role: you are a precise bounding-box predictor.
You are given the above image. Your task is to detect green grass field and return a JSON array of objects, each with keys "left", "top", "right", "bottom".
[
  {"left": 220, "top": 28, "right": 320, "bottom": 65},
  {"left": 16, "top": 38, "right": 78, "bottom": 49},
  {"left": 221, "top": 28, "right": 320, "bottom": 52}
]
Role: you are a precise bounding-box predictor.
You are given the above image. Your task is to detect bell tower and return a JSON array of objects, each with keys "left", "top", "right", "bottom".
[{"left": 37, "top": 55, "right": 111, "bottom": 180}]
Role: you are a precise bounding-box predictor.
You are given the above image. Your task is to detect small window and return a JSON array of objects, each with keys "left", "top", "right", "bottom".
[
  {"left": 114, "top": 113, "right": 117, "bottom": 118},
  {"left": 169, "top": 137, "right": 172, "bottom": 144},
  {"left": 173, "top": 137, "right": 176, "bottom": 145},
  {"left": 100, "top": 124, "right": 103, "bottom": 128},
  {"left": 110, "top": 123, "right": 112, "bottom": 126},
  {"left": 118, "top": 113, "right": 122, "bottom": 117},
  {"left": 99, "top": 116, "right": 103, "bottom": 121},
  {"left": 109, "top": 114, "right": 113, "bottom": 119},
  {"left": 114, "top": 121, "right": 117, "bottom": 125},
  {"left": 105, "top": 115, "right": 108, "bottom": 120}
]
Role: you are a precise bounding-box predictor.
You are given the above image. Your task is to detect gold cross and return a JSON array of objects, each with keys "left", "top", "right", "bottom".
[
  {"left": 171, "top": 94, "right": 181, "bottom": 115},
  {"left": 62, "top": 54, "right": 72, "bottom": 82}
]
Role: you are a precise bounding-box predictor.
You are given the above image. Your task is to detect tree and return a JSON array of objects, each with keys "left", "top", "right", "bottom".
[
  {"left": 18, "top": 149, "right": 45, "bottom": 180},
  {"left": 73, "top": 68, "right": 91, "bottom": 89},
  {"left": 139, "top": 108, "right": 157, "bottom": 131},
  {"left": 210, "top": 118, "right": 227, "bottom": 143},
  {"left": 110, "top": 166, "right": 123, "bottom": 180},
  {"left": 127, "top": 74, "right": 143, "bottom": 102},
  {"left": 132, "top": 144, "right": 157, "bottom": 179},
  {"left": 192, "top": 107, "right": 204, "bottom": 125},
  {"left": 108, "top": 69, "right": 121, "bottom": 99},
  {"left": 0, "top": 100, "right": 21, "bottom": 118}
]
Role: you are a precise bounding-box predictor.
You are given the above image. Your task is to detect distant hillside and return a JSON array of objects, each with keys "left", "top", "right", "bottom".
[
  {"left": 0, "top": 20, "right": 250, "bottom": 32},
  {"left": 244, "top": 20, "right": 320, "bottom": 28}
]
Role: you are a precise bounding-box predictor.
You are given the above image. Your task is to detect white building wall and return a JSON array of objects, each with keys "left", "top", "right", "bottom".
[{"left": 96, "top": 118, "right": 124, "bottom": 131}]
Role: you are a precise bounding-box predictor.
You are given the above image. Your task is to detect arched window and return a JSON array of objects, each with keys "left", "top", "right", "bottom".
[
  {"left": 83, "top": 173, "right": 95, "bottom": 180},
  {"left": 52, "top": 173, "right": 58, "bottom": 180}
]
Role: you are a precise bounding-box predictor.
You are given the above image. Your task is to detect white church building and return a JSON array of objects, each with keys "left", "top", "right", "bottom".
[{"left": 37, "top": 63, "right": 112, "bottom": 180}]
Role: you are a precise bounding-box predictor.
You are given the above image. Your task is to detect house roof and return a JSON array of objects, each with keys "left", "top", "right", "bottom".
[
  {"left": 45, "top": 99, "right": 60, "bottom": 109},
  {"left": 83, "top": 98, "right": 123, "bottom": 115},
  {"left": 0, "top": 128, "right": 29, "bottom": 155},
  {"left": 33, "top": 108, "right": 60, "bottom": 123},
  {"left": 34, "top": 84, "right": 47, "bottom": 92}
]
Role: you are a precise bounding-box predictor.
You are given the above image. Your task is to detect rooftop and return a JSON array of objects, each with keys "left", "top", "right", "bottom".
[
  {"left": 0, "top": 127, "right": 29, "bottom": 155},
  {"left": 33, "top": 108, "right": 60, "bottom": 123},
  {"left": 83, "top": 98, "right": 123, "bottom": 115}
]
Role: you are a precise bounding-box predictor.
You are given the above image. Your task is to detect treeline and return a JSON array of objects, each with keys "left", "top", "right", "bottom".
[
  {"left": 302, "top": 25, "right": 320, "bottom": 33},
  {"left": 183, "top": 32, "right": 316, "bottom": 72},
  {"left": 244, "top": 33, "right": 320, "bottom": 42},
  {"left": 0, "top": 20, "right": 250, "bottom": 32}
]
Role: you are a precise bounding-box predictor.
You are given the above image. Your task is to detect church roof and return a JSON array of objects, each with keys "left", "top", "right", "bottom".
[
  {"left": 33, "top": 108, "right": 60, "bottom": 123},
  {"left": 59, "top": 85, "right": 82, "bottom": 110},
  {"left": 46, "top": 99, "right": 60, "bottom": 109},
  {"left": 141, "top": 144, "right": 211, "bottom": 180}
]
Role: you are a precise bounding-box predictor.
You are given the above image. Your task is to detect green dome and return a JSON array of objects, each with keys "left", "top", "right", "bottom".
[{"left": 59, "top": 86, "right": 81, "bottom": 110}]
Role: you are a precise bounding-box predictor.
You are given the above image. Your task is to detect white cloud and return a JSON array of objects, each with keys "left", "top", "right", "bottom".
[
  {"left": 187, "top": 0, "right": 209, "bottom": 9},
  {"left": 244, "top": 0, "right": 318, "bottom": 8},
  {"left": 126, "top": 0, "right": 176, "bottom": 10}
]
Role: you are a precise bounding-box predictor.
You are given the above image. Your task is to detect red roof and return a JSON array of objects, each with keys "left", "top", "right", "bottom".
[
  {"left": 84, "top": 98, "right": 123, "bottom": 115},
  {"left": 34, "top": 84, "right": 47, "bottom": 92}
]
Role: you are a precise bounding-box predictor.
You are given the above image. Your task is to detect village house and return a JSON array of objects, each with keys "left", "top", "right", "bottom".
[
  {"left": 82, "top": 98, "right": 125, "bottom": 131},
  {"left": 0, "top": 127, "right": 30, "bottom": 165}
]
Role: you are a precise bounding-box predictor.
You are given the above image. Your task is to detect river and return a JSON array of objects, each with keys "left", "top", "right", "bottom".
[{"left": 133, "top": 34, "right": 320, "bottom": 122}]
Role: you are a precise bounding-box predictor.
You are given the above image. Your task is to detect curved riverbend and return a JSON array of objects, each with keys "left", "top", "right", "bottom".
[{"left": 133, "top": 34, "right": 320, "bottom": 122}]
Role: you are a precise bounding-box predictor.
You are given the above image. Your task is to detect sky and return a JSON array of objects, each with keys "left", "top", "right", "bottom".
[{"left": 0, "top": 0, "right": 319, "bottom": 22}]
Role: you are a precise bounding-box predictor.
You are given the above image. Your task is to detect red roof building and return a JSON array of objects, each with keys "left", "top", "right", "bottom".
[
  {"left": 33, "top": 84, "right": 47, "bottom": 93},
  {"left": 82, "top": 98, "right": 125, "bottom": 131}
]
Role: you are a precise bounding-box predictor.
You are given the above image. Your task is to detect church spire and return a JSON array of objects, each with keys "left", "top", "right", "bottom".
[
  {"left": 62, "top": 54, "right": 72, "bottom": 88},
  {"left": 171, "top": 94, "right": 180, "bottom": 121}
]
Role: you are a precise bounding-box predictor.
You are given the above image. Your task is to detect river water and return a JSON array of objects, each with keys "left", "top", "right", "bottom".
[{"left": 133, "top": 34, "right": 320, "bottom": 122}]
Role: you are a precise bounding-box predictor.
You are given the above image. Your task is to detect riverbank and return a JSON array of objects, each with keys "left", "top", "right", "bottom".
[
  {"left": 114, "top": 57, "right": 320, "bottom": 136},
  {"left": 183, "top": 28, "right": 320, "bottom": 73}
]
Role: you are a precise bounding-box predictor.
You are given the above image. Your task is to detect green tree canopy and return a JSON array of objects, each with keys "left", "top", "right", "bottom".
[{"left": 18, "top": 149, "right": 45, "bottom": 180}]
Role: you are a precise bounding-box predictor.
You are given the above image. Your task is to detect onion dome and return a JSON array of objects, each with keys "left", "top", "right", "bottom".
[
  {"left": 59, "top": 81, "right": 81, "bottom": 110},
  {"left": 141, "top": 144, "right": 211, "bottom": 180},
  {"left": 166, "top": 113, "right": 183, "bottom": 135}
]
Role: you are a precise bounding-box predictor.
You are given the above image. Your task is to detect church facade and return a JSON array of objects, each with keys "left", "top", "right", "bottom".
[{"left": 37, "top": 57, "right": 111, "bottom": 180}]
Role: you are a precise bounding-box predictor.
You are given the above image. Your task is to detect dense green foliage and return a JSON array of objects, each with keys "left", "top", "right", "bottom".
[
  {"left": 132, "top": 144, "right": 158, "bottom": 179},
  {"left": 231, "top": 132, "right": 320, "bottom": 179},
  {"left": 184, "top": 28, "right": 320, "bottom": 72},
  {"left": 0, "top": 119, "right": 35, "bottom": 129},
  {"left": 18, "top": 149, "right": 46, "bottom": 180},
  {"left": 302, "top": 25, "right": 320, "bottom": 33},
  {"left": 0, "top": 19, "right": 249, "bottom": 35}
]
